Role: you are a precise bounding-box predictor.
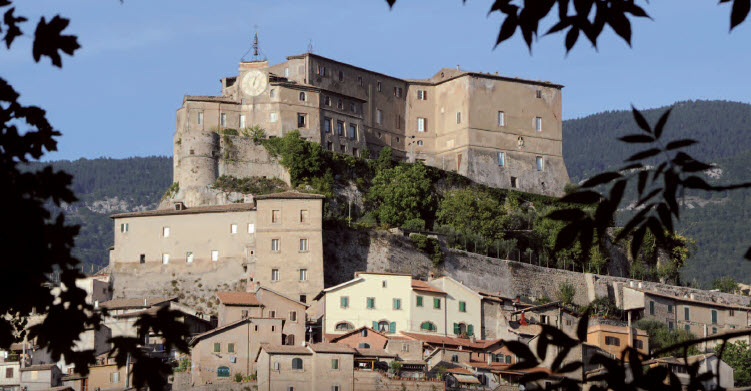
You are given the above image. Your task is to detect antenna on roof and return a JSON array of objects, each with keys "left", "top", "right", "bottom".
[
  {"left": 307, "top": 39, "right": 314, "bottom": 54},
  {"left": 241, "top": 26, "right": 267, "bottom": 62}
]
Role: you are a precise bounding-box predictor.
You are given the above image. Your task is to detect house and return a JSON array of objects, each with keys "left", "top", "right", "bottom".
[
  {"left": 256, "top": 345, "right": 314, "bottom": 391},
  {"left": 317, "top": 272, "right": 485, "bottom": 338},
  {"left": 478, "top": 292, "right": 532, "bottom": 340},
  {"left": 0, "top": 360, "right": 20, "bottom": 391},
  {"left": 19, "top": 364, "right": 62, "bottom": 391},
  {"left": 586, "top": 323, "right": 648, "bottom": 359},
  {"left": 623, "top": 287, "right": 751, "bottom": 349},
  {"left": 189, "top": 317, "right": 283, "bottom": 386},
  {"left": 216, "top": 287, "right": 308, "bottom": 346},
  {"left": 325, "top": 326, "right": 390, "bottom": 350},
  {"left": 644, "top": 353, "right": 734, "bottom": 390},
  {"left": 87, "top": 363, "right": 134, "bottom": 391}
]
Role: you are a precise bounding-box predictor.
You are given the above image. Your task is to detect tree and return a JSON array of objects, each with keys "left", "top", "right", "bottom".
[
  {"left": 717, "top": 341, "right": 751, "bottom": 387},
  {"left": 634, "top": 319, "right": 700, "bottom": 358},
  {"left": 436, "top": 187, "right": 509, "bottom": 240},
  {"left": 712, "top": 276, "right": 739, "bottom": 294},
  {"left": 0, "top": 3, "right": 188, "bottom": 389},
  {"left": 555, "top": 281, "right": 576, "bottom": 305},
  {"left": 366, "top": 162, "right": 433, "bottom": 227}
]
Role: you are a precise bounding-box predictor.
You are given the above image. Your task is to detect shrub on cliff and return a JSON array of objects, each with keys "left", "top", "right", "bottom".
[
  {"left": 410, "top": 233, "right": 443, "bottom": 266},
  {"left": 436, "top": 187, "right": 509, "bottom": 240}
]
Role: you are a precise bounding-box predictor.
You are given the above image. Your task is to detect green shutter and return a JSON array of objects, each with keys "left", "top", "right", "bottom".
[
  {"left": 434, "top": 298, "right": 440, "bottom": 309},
  {"left": 228, "top": 343, "right": 234, "bottom": 353},
  {"left": 712, "top": 310, "right": 717, "bottom": 324},
  {"left": 416, "top": 296, "right": 423, "bottom": 307},
  {"left": 453, "top": 323, "right": 460, "bottom": 335},
  {"left": 390, "top": 322, "right": 396, "bottom": 333},
  {"left": 372, "top": 321, "right": 378, "bottom": 329},
  {"left": 505, "top": 355, "right": 512, "bottom": 364},
  {"left": 685, "top": 307, "right": 689, "bottom": 321},
  {"left": 459, "top": 301, "right": 466, "bottom": 312},
  {"left": 214, "top": 343, "right": 220, "bottom": 353},
  {"left": 649, "top": 301, "right": 654, "bottom": 315},
  {"left": 367, "top": 297, "right": 374, "bottom": 308},
  {"left": 467, "top": 324, "right": 474, "bottom": 336},
  {"left": 393, "top": 299, "right": 401, "bottom": 310}
]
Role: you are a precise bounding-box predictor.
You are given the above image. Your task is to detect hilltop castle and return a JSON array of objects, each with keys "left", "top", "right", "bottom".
[{"left": 173, "top": 48, "right": 570, "bottom": 199}]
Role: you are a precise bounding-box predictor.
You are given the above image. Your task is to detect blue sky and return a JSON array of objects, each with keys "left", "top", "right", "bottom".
[{"left": 6, "top": 0, "right": 751, "bottom": 161}]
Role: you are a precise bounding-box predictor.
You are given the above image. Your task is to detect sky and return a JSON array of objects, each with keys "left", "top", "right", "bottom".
[{"left": 5, "top": 0, "right": 751, "bottom": 161}]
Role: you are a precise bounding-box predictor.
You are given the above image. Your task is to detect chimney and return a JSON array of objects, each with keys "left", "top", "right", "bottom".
[
  {"left": 456, "top": 64, "right": 460, "bottom": 70},
  {"left": 515, "top": 295, "right": 521, "bottom": 304},
  {"left": 520, "top": 312, "right": 528, "bottom": 326},
  {"left": 174, "top": 201, "right": 186, "bottom": 211}
]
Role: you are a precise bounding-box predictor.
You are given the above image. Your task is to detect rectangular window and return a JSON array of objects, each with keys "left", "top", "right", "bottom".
[
  {"left": 536, "top": 156, "right": 543, "bottom": 171},
  {"left": 198, "top": 111, "right": 204, "bottom": 125},
  {"left": 284, "top": 67, "right": 290, "bottom": 77},
  {"left": 300, "top": 295, "right": 307, "bottom": 303},
  {"left": 271, "top": 269, "right": 279, "bottom": 281},
  {"left": 220, "top": 113, "right": 226, "bottom": 127},
  {"left": 456, "top": 112, "right": 461, "bottom": 124},
  {"left": 536, "top": 90, "right": 542, "bottom": 98},
  {"left": 685, "top": 307, "right": 690, "bottom": 321},
  {"left": 290, "top": 311, "right": 297, "bottom": 322},
  {"left": 331, "top": 359, "right": 339, "bottom": 370},
  {"left": 377, "top": 81, "right": 382, "bottom": 92},
  {"left": 299, "top": 238, "right": 308, "bottom": 252},
  {"left": 270, "top": 89, "right": 276, "bottom": 98},
  {"left": 730, "top": 309, "right": 735, "bottom": 316},
  {"left": 120, "top": 223, "right": 128, "bottom": 233},
  {"left": 110, "top": 372, "right": 120, "bottom": 384},
  {"left": 241, "top": 310, "right": 248, "bottom": 318},
  {"left": 713, "top": 327, "right": 717, "bottom": 334},
  {"left": 228, "top": 343, "right": 235, "bottom": 353},
  {"left": 270, "top": 112, "right": 278, "bottom": 122},
  {"left": 668, "top": 321, "right": 674, "bottom": 330},
  {"left": 299, "top": 269, "right": 307, "bottom": 281},
  {"left": 340, "top": 296, "right": 349, "bottom": 308},
  {"left": 510, "top": 176, "right": 517, "bottom": 188},
  {"left": 649, "top": 301, "right": 655, "bottom": 315},
  {"left": 605, "top": 336, "right": 621, "bottom": 346},
  {"left": 318, "top": 65, "right": 325, "bottom": 75},
  {"left": 337, "top": 121, "right": 344, "bottom": 135},
  {"left": 349, "top": 124, "right": 357, "bottom": 139},
  {"left": 248, "top": 223, "right": 255, "bottom": 233},
  {"left": 297, "top": 113, "right": 307, "bottom": 128},
  {"left": 324, "top": 117, "right": 332, "bottom": 133},
  {"left": 186, "top": 252, "right": 194, "bottom": 263},
  {"left": 459, "top": 301, "right": 466, "bottom": 312},
  {"left": 416, "top": 296, "right": 423, "bottom": 307},
  {"left": 5, "top": 367, "right": 12, "bottom": 379},
  {"left": 433, "top": 298, "right": 441, "bottom": 309},
  {"left": 162, "top": 253, "right": 169, "bottom": 265},
  {"left": 214, "top": 343, "right": 220, "bottom": 353},
  {"left": 497, "top": 152, "right": 505, "bottom": 166},
  {"left": 535, "top": 117, "right": 542, "bottom": 131},
  {"left": 269, "top": 310, "right": 276, "bottom": 318},
  {"left": 394, "top": 87, "right": 403, "bottom": 98},
  {"left": 239, "top": 115, "right": 246, "bottom": 128},
  {"left": 271, "top": 239, "right": 280, "bottom": 252},
  {"left": 139, "top": 254, "right": 145, "bottom": 264},
  {"left": 668, "top": 304, "right": 673, "bottom": 313},
  {"left": 162, "top": 226, "right": 170, "bottom": 237},
  {"left": 211, "top": 250, "right": 219, "bottom": 262},
  {"left": 417, "top": 117, "right": 426, "bottom": 132},
  {"left": 357, "top": 76, "right": 363, "bottom": 86},
  {"left": 393, "top": 298, "right": 402, "bottom": 310},
  {"left": 367, "top": 297, "right": 375, "bottom": 309},
  {"left": 417, "top": 90, "right": 427, "bottom": 100},
  {"left": 376, "top": 109, "right": 383, "bottom": 125},
  {"left": 300, "top": 209, "right": 309, "bottom": 223},
  {"left": 272, "top": 210, "right": 281, "bottom": 223},
  {"left": 712, "top": 310, "right": 718, "bottom": 324},
  {"left": 349, "top": 102, "right": 356, "bottom": 113},
  {"left": 498, "top": 111, "right": 505, "bottom": 126},
  {"left": 633, "top": 339, "right": 643, "bottom": 349},
  {"left": 230, "top": 224, "right": 238, "bottom": 234}
]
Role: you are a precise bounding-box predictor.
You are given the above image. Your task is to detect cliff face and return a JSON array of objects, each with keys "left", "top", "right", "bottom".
[{"left": 111, "top": 227, "right": 751, "bottom": 316}]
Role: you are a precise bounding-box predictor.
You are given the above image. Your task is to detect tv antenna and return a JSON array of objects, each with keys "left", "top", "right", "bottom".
[{"left": 307, "top": 39, "right": 314, "bottom": 54}]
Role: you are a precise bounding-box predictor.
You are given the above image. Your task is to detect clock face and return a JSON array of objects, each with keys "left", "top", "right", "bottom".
[{"left": 241, "top": 70, "right": 267, "bottom": 97}]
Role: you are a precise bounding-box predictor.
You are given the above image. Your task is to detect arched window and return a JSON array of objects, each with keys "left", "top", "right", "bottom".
[
  {"left": 217, "top": 366, "right": 230, "bottom": 378},
  {"left": 358, "top": 342, "right": 370, "bottom": 349},
  {"left": 456, "top": 322, "right": 467, "bottom": 335},
  {"left": 420, "top": 321, "right": 437, "bottom": 332},
  {"left": 299, "top": 92, "right": 306, "bottom": 101},
  {"left": 335, "top": 322, "right": 354, "bottom": 331},
  {"left": 324, "top": 96, "right": 331, "bottom": 106},
  {"left": 292, "top": 357, "right": 303, "bottom": 370},
  {"left": 377, "top": 321, "right": 390, "bottom": 333}
]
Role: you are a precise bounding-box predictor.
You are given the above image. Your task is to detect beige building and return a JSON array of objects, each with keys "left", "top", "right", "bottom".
[
  {"left": 623, "top": 287, "right": 751, "bottom": 349},
  {"left": 586, "top": 323, "right": 648, "bottom": 359},
  {"left": 174, "top": 51, "right": 569, "bottom": 196},
  {"left": 189, "top": 317, "right": 284, "bottom": 385},
  {"left": 109, "top": 191, "right": 325, "bottom": 316}
]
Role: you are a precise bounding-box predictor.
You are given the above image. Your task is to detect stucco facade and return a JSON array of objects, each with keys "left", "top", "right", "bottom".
[
  {"left": 174, "top": 52, "right": 569, "bottom": 197},
  {"left": 586, "top": 324, "right": 648, "bottom": 359}
]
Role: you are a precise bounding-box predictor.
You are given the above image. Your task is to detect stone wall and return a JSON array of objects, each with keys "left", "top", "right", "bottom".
[
  {"left": 171, "top": 372, "right": 256, "bottom": 391},
  {"left": 353, "top": 370, "right": 445, "bottom": 391}
]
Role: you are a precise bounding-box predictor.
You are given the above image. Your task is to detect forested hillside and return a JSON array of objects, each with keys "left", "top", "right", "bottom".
[
  {"left": 563, "top": 100, "right": 751, "bottom": 286},
  {"left": 25, "top": 157, "right": 172, "bottom": 272}
]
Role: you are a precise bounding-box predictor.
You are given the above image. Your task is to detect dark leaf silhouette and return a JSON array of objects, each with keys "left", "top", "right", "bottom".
[
  {"left": 3, "top": 7, "right": 26, "bottom": 48},
  {"left": 730, "top": 0, "right": 751, "bottom": 29},
  {"left": 618, "top": 134, "right": 654, "bottom": 143},
  {"left": 32, "top": 15, "right": 80, "bottom": 67}
]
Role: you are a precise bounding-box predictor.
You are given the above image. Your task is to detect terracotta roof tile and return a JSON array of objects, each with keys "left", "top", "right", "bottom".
[
  {"left": 355, "top": 348, "right": 396, "bottom": 358},
  {"left": 411, "top": 280, "right": 446, "bottom": 294},
  {"left": 216, "top": 292, "right": 261, "bottom": 306},
  {"left": 261, "top": 344, "right": 312, "bottom": 355},
  {"left": 309, "top": 343, "right": 357, "bottom": 354}
]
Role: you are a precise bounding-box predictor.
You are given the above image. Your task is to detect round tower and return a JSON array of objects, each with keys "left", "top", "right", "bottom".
[{"left": 175, "top": 131, "right": 220, "bottom": 188}]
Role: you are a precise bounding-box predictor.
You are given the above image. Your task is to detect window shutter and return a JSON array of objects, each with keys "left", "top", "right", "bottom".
[
  {"left": 505, "top": 355, "right": 512, "bottom": 364},
  {"left": 467, "top": 324, "right": 474, "bottom": 336},
  {"left": 389, "top": 322, "right": 396, "bottom": 333},
  {"left": 372, "top": 321, "right": 378, "bottom": 329},
  {"left": 454, "top": 323, "right": 460, "bottom": 334}
]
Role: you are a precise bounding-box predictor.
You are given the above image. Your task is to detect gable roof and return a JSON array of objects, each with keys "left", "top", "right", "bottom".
[
  {"left": 261, "top": 344, "right": 312, "bottom": 355},
  {"left": 309, "top": 343, "right": 357, "bottom": 354},
  {"left": 430, "top": 276, "right": 482, "bottom": 299},
  {"left": 216, "top": 291, "right": 261, "bottom": 306},
  {"left": 256, "top": 286, "right": 310, "bottom": 308},
  {"left": 327, "top": 326, "right": 388, "bottom": 343},
  {"left": 189, "top": 317, "right": 282, "bottom": 346},
  {"left": 355, "top": 348, "right": 396, "bottom": 358},
  {"left": 411, "top": 279, "right": 446, "bottom": 295},
  {"left": 313, "top": 277, "right": 365, "bottom": 301},
  {"left": 626, "top": 287, "right": 751, "bottom": 311}
]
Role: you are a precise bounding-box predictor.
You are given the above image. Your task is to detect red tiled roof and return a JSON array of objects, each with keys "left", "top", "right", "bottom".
[
  {"left": 327, "top": 326, "right": 387, "bottom": 343},
  {"left": 261, "top": 344, "right": 312, "bottom": 355},
  {"left": 253, "top": 191, "right": 325, "bottom": 200},
  {"left": 216, "top": 292, "right": 261, "bottom": 306},
  {"left": 110, "top": 203, "right": 256, "bottom": 219},
  {"left": 411, "top": 280, "right": 446, "bottom": 294},
  {"left": 309, "top": 343, "right": 357, "bottom": 354},
  {"left": 399, "top": 332, "right": 488, "bottom": 349},
  {"left": 446, "top": 368, "right": 473, "bottom": 374}
]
